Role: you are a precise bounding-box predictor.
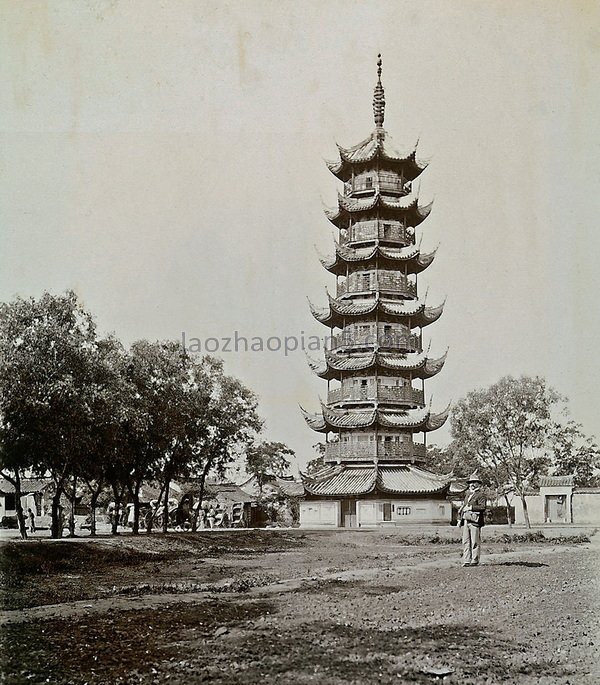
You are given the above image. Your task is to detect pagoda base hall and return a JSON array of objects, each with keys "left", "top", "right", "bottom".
[
  {"left": 299, "top": 463, "right": 452, "bottom": 528},
  {"left": 298, "top": 56, "right": 452, "bottom": 527}
]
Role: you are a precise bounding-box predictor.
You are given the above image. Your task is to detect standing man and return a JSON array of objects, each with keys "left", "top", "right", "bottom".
[
  {"left": 27, "top": 508, "right": 36, "bottom": 534},
  {"left": 457, "top": 472, "right": 487, "bottom": 567}
]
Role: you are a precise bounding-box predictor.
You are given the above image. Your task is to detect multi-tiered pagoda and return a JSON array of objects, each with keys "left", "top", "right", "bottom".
[{"left": 299, "top": 57, "right": 451, "bottom": 528}]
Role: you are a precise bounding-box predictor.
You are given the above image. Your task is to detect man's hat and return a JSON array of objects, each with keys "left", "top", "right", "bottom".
[{"left": 467, "top": 471, "right": 483, "bottom": 483}]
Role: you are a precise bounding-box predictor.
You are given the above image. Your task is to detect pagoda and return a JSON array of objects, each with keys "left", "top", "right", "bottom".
[{"left": 299, "top": 56, "right": 451, "bottom": 528}]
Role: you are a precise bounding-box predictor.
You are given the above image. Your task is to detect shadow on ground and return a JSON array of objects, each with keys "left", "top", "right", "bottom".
[{"left": 0, "top": 600, "right": 567, "bottom": 684}]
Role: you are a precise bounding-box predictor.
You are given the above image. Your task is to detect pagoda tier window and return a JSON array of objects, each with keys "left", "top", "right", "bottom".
[
  {"left": 350, "top": 221, "right": 376, "bottom": 242},
  {"left": 377, "top": 434, "right": 407, "bottom": 443},
  {"left": 348, "top": 220, "right": 408, "bottom": 244},
  {"left": 350, "top": 172, "right": 404, "bottom": 195},
  {"left": 378, "top": 173, "right": 403, "bottom": 194}
]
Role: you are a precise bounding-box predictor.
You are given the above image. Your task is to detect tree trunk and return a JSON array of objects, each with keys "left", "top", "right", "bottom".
[
  {"left": 503, "top": 493, "right": 513, "bottom": 528},
  {"left": 89, "top": 489, "right": 100, "bottom": 537},
  {"left": 51, "top": 487, "right": 64, "bottom": 539},
  {"left": 162, "top": 477, "right": 171, "bottom": 534},
  {"left": 111, "top": 483, "right": 123, "bottom": 535},
  {"left": 520, "top": 491, "right": 531, "bottom": 529},
  {"left": 12, "top": 469, "right": 28, "bottom": 540},
  {"left": 131, "top": 480, "right": 142, "bottom": 535},
  {"left": 192, "top": 460, "right": 212, "bottom": 532},
  {"left": 68, "top": 475, "right": 78, "bottom": 537}
]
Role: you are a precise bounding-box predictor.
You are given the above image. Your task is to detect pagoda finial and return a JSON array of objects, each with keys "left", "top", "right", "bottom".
[{"left": 373, "top": 53, "right": 385, "bottom": 128}]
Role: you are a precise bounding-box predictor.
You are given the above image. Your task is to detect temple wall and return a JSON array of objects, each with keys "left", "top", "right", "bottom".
[
  {"left": 299, "top": 500, "right": 340, "bottom": 527},
  {"left": 514, "top": 491, "right": 600, "bottom": 525},
  {"left": 300, "top": 497, "right": 451, "bottom": 528},
  {"left": 357, "top": 498, "right": 450, "bottom": 526},
  {"left": 572, "top": 493, "right": 600, "bottom": 524}
]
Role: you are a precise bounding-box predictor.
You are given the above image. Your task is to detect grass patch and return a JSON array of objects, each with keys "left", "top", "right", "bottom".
[{"left": 496, "top": 531, "right": 590, "bottom": 544}]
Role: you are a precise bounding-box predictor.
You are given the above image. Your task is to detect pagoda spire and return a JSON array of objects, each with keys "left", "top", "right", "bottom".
[{"left": 373, "top": 53, "right": 385, "bottom": 128}]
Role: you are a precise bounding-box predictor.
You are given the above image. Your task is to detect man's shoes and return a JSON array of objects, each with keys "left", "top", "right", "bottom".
[
  {"left": 462, "top": 563, "right": 471, "bottom": 567},
  {"left": 469, "top": 562, "right": 479, "bottom": 567}
]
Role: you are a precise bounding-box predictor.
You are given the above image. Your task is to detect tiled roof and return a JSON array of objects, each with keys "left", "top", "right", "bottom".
[
  {"left": 322, "top": 404, "right": 377, "bottom": 428},
  {"left": 309, "top": 293, "right": 444, "bottom": 329},
  {"left": 301, "top": 464, "right": 451, "bottom": 496},
  {"left": 299, "top": 407, "right": 327, "bottom": 431},
  {"left": 274, "top": 477, "right": 306, "bottom": 497},
  {"left": 381, "top": 299, "right": 445, "bottom": 326},
  {"left": 539, "top": 475, "right": 575, "bottom": 488},
  {"left": 206, "top": 482, "right": 256, "bottom": 503},
  {"left": 307, "top": 348, "right": 447, "bottom": 382},
  {"left": 301, "top": 403, "right": 450, "bottom": 433},
  {"left": 337, "top": 191, "right": 420, "bottom": 213},
  {"left": 323, "top": 349, "right": 377, "bottom": 371},
  {"left": 378, "top": 466, "right": 451, "bottom": 494},
  {"left": 320, "top": 242, "right": 436, "bottom": 276},
  {"left": 379, "top": 405, "right": 451, "bottom": 431},
  {"left": 326, "top": 192, "right": 433, "bottom": 228},
  {"left": 303, "top": 466, "right": 377, "bottom": 496},
  {"left": 325, "top": 130, "right": 429, "bottom": 182},
  {"left": 0, "top": 477, "right": 51, "bottom": 494}
]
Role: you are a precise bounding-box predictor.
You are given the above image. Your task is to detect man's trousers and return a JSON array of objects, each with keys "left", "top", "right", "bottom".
[{"left": 462, "top": 522, "right": 481, "bottom": 565}]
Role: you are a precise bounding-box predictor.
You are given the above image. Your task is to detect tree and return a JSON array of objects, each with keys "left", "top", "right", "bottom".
[
  {"left": 304, "top": 442, "right": 327, "bottom": 475},
  {"left": 0, "top": 291, "right": 101, "bottom": 538},
  {"left": 189, "top": 358, "right": 262, "bottom": 531},
  {"left": 245, "top": 440, "right": 295, "bottom": 499},
  {"left": 77, "top": 337, "right": 135, "bottom": 537},
  {"left": 121, "top": 341, "right": 207, "bottom": 534},
  {"left": 550, "top": 420, "right": 600, "bottom": 487},
  {"left": 451, "top": 376, "right": 561, "bottom": 528}
]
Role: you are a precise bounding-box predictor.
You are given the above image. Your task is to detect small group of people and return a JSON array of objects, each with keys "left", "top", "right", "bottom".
[
  {"left": 202, "top": 502, "right": 227, "bottom": 529},
  {"left": 456, "top": 471, "right": 487, "bottom": 567}
]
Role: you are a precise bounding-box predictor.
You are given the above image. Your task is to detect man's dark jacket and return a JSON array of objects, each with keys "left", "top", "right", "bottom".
[{"left": 458, "top": 489, "right": 487, "bottom": 528}]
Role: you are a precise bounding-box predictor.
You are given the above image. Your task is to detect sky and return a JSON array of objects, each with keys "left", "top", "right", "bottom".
[{"left": 2, "top": 0, "right": 600, "bottom": 472}]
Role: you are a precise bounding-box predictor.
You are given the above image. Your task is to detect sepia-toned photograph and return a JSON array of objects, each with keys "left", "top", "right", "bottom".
[{"left": 1, "top": 1, "right": 599, "bottom": 683}]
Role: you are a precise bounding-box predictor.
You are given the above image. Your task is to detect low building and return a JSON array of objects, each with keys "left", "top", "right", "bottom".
[
  {"left": 237, "top": 475, "right": 304, "bottom": 527},
  {"left": 0, "top": 476, "right": 50, "bottom": 524},
  {"left": 514, "top": 475, "right": 600, "bottom": 525},
  {"left": 300, "top": 463, "right": 451, "bottom": 527}
]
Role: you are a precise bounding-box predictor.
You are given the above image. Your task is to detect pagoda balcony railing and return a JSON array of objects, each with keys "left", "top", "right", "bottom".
[
  {"left": 338, "top": 275, "right": 416, "bottom": 298},
  {"left": 344, "top": 179, "right": 411, "bottom": 196},
  {"left": 327, "top": 386, "right": 424, "bottom": 406},
  {"left": 329, "top": 332, "right": 420, "bottom": 352},
  {"left": 341, "top": 223, "right": 410, "bottom": 246},
  {"left": 324, "top": 441, "right": 427, "bottom": 461}
]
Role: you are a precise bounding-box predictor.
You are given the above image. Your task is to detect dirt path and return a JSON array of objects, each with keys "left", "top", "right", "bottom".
[
  {"left": 2, "top": 530, "right": 598, "bottom": 684},
  {"left": 2, "top": 540, "right": 592, "bottom": 625}
]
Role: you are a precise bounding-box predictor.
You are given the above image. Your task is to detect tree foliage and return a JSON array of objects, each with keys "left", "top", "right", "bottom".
[
  {"left": 449, "top": 375, "right": 598, "bottom": 527},
  {"left": 0, "top": 291, "right": 264, "bottom": 538},
  {"left": 305, "top": 442, "right": 326, "bottom": 475},
  {"left": 245, "top": 440, "right": 295, "bottom": 497}
]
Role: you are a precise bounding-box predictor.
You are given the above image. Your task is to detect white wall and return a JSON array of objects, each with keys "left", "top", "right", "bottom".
[
  {"left": 300, "top": 500, "right": 340, "bottom": 527},
  {"left": 358, "top": 499, "right": 450, "bottom": 526},
  {"left": 572, "top": 493, "right": 600, "bottom": 524}
]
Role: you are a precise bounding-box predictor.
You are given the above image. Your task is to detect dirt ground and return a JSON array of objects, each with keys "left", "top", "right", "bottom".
[{"left": 1, "top": 526, "right": 598, "bottom": 684}]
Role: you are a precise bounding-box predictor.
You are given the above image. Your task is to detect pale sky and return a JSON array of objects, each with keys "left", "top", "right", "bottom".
[{"left": 2, "top": 1, "right": 600, "bottom": 471}]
